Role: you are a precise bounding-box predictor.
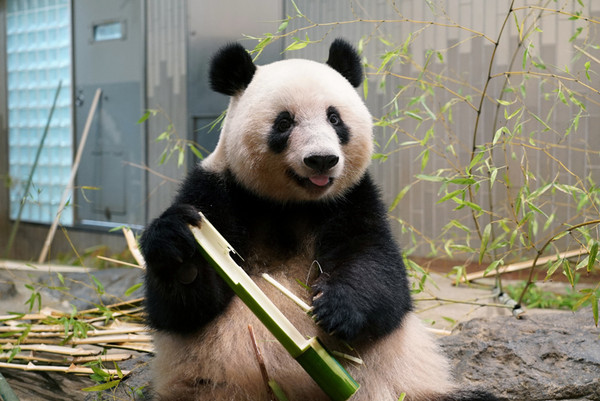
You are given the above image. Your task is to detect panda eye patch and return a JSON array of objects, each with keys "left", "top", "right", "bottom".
[
  {"left": 327, "top": 106, "right": 350, "bottom": 145},
  {"left": 268, "top": 111, "right": 294, "bottom": 153}
]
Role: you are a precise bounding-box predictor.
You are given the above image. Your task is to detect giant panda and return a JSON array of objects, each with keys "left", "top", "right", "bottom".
[{"left": 140, "top": 39, "right": 497, "bottom": 401}]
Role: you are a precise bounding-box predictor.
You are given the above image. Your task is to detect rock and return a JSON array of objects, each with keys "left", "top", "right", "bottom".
[
  {"left": 0, "top": 281, "right": 17, "bottom": 299},
  {"left": 440, "top": 309, "right": 600, "bottom": 401},
  {"left": 0, "top": 369, "right": 93, "bottom": 401},
  {"left": 38, "top": 267, "right": 145, "bottom": 310}
]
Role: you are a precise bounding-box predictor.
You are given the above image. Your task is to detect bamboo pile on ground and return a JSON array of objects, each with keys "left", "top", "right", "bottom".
[{"left": 0, "top": 298, "right": 151, "bottom": 380}]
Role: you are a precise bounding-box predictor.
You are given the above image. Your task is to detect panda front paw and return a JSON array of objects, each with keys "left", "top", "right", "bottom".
[
  {"left": 140, "top": 204, "right": 203, "bottom": 284},
  {"left": 311, "top": 282, "right": 367, "bottom": 342}
]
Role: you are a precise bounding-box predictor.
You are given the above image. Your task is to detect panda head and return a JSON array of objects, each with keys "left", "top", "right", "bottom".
[{"left": 203, "top": 39, "right": 373, "bottom": 202}]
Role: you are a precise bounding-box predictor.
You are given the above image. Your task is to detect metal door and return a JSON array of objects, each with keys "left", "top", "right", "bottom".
[{"left": 73, "top": 0, "right": 145, "bottom": 229}]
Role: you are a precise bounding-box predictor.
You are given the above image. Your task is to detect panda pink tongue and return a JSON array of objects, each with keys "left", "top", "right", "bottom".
[{"left": 309, "top": 175, "right": 330, "bottom": 187}]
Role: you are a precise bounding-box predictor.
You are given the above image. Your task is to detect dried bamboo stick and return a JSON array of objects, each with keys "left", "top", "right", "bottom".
[
  {"left": 0, "top": 361, "right": 130, "bottom": 376},
  {"left": 70, "top": 333, "right": 151, "bottom": 345},
  {"left": 96, "top": 255, "right": 142, "bottom": 269},
  {"left": 72, "top": 353, "right": 133, "bottom": 364},
  {"left": 38, "top": 88, "right": 103, "bottom": 263},
  {"left": 2, "top": 344, "right": 99, "bottom": 356},
  {"left": 103, "top": 343, "right": 154, "bottom": 353},
  {"left": 0, "top": 352, "right": 66, "bottom": 364},
  {"left": 0, "top": 260, "right": 92, "bottom": 273},
  {"left": 0, "top": 325, "right": 148, "bottom": 336},
  {"left": 460, "top": 248, "right": 587, "bottom": 282},
  {"left": 77, "top": 298, "right": 144, "bottom": 315},
  {"left": 123, "top": 227, "right": 146, "bottom": 268}
]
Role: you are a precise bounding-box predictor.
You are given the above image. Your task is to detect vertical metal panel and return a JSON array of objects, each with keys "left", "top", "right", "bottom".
[{"left": 145, "top": 0, "right": 188, "bottom": 221}]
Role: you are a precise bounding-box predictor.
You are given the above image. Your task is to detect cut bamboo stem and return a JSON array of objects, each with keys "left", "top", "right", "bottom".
[
  {"left": 123, "top": 227, "right": 146, "bottom": 268},
  {"left": 459, "top": 248, "right": 587, "bottom": 282},
  {"left": 38, "top": 88, "right": 103, "bottom": 263}
]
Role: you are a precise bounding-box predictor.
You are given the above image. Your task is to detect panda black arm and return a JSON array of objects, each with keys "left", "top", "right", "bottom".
[
  {"left": 140, "top": 167, "right": 244, "bottom": 334},
  {"left": 312, "top": 173, "right": 413, "bottom": 342}
]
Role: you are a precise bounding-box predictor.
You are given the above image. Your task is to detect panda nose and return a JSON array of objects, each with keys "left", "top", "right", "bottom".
[{"left": 303, "top": 154, "right": 339, "bottom": 172}]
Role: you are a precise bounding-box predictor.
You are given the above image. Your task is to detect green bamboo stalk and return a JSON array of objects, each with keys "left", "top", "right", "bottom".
[
  {"left": 189, "top": 213, "right": 359, "bottom": 401},
  {"left": 0, "top": 371, "right": 20, "bottom": 401},
  {"left": 4, "top": 80, "right": 63, "bottom": 258}
]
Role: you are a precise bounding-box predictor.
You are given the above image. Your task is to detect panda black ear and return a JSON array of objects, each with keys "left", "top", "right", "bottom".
[
  {"left": 209, "top": 43, "right": 257, "bottom": 96},
  {"left": 326, "top": 38, "right": 363, "bottom": 88}
]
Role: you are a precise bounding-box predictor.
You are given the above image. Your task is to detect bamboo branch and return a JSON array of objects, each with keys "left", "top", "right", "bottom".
[
  {"left": 248, "top": 325, "right": 277, "bottom": 401},
  {"left": 460, "top": 248, "right": 587, "bottom": 282}
]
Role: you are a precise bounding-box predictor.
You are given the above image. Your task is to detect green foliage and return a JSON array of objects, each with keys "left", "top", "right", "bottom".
[
  {"left": 247, "top": 0, "right": 600, "bottom": 318},
  {"left": 138, "top": 108, "right": 209, "bottom": 167},
  {"left": 506, "top": 278, "right": 600, "bottom": 311},
  {"left": 82, "top": 359, "right": 124, "bottom": 393}
]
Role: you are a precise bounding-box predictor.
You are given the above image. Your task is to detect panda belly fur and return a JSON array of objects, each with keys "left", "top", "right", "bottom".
[{"left": 151, "top": 265, "right": 455, "bottom": 401}]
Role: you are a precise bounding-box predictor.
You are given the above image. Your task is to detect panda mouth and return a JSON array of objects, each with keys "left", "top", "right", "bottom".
[{"left": 287, "top": 170, "right": 334, "bottom": 192}]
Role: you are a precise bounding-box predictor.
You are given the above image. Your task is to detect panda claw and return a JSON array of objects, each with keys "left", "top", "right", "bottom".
[{"left": 313, "top": 291, "right": 323, "bottom": 301}]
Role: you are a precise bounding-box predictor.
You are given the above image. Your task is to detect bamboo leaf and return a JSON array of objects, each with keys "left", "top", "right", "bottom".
[
  {"left": 82, "top": 380, "right": 121, "bottom": 392},
  {"left": 188, "top": 144, "right": 204, "bottom": 160},
  {"left": 277, "top": 20, "right": 289, "bottom": 32},
  {"left": 421, "top": 149, "right": 430, "bottom": 171},
  {"left": 137, "top": 110, "right": 151, "bottom": 124},
  {"left": 544, "top": 258, "right": 562, "bottom": 281},
  {"left": 449, "top": 177, "right": 476, "bottom": 185},
  {"left": 483, "top": 259, "right": 503, "bottom": 277},
  {"left": 563, "top": 259, "right": 575, "bottom": 287},
  {"left": 124, "top": 283, "right": 142, "bottom": 297},
  {"left": 587, "top": 241, "right": 598, "bottom": 272},
  {"left": 389, "top": 185, "right": 412, "bottom": 212},
  {"left": 415, "top": 174, "right": 445, "bottom": 182},
  {"left": 284, "top": 40, "right": 308, "bottom": 52},
  {"left": 404, "top": 111, "right": 423, "bottom": 121},
  {"left": 437, "top": 189, "right": 464, "bottom": 204},
  {"left": 479, "top": 223, "right": 492, "bottom": 263}
]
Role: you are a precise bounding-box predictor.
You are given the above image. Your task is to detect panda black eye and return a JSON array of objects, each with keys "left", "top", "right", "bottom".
[
  {"left": 328, "top": 112, "right": 341, "bottom": 126},
  {"left": 277, "top": 118, "right": 292, "bottom": 132},
  {"left": 274, "top": 112, "right": 294, "bottom": 133}
]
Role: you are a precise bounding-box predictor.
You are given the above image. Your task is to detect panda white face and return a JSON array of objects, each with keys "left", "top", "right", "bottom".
[{"left": 203, "top": 41, "right": 373, "bottom": 202}]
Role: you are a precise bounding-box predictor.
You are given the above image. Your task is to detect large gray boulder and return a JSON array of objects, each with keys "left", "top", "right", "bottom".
[{"left": 441, "top": 310, "right": 600, "bottom": 401}]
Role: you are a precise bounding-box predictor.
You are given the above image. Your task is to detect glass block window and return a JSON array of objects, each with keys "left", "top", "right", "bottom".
[{"left": 6, "top": 0, "right": 73, "bottom": 225}]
